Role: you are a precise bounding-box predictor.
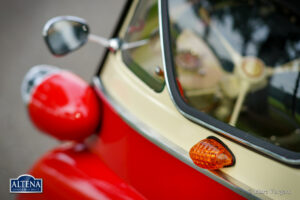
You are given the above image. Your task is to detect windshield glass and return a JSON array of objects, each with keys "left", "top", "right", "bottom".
[
  {"left": 122, "top": 0, "right": 164, "bottom": 92},
  {"left": 167, "top": 0, "right": 300, "bottom": 152}
]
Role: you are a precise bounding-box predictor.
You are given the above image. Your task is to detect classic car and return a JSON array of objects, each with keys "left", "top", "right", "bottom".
[{"left": 18, "top": 0, "right": 300, "bottom": 199}]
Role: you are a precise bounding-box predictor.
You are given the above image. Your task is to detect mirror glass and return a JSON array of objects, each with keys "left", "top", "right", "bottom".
[{"left": 44, "top": 17, "right": 89, "bottom": 56}]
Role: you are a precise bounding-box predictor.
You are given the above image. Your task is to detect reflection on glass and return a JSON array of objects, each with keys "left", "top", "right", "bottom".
[
  {"left": 169, "top": 0, "right": 300, "bottom": 152},
  {"left": 122, "top": 0, "right": 164, "bottom": 92}
]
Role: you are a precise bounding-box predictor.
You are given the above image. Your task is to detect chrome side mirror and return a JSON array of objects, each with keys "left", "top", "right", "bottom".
[
  {"left": 43, "top": 16, "right": 90, "bottom": 56},
  {"left": 43, "top": 16, "right": 152, "bottom": 56}
]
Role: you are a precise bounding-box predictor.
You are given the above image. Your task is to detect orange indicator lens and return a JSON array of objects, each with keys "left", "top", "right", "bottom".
[{"left": 189, "top": 137, "right": 235, "bottom": 170}]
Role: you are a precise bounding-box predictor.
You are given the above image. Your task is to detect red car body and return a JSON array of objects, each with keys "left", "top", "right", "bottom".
[
  {"left": 18, "top": 92, "right": 243, "bottom": 199},
  {"left": 19, "top": 0, "right": 300, "bottom": 199},
  {"left": 17, "top": 1, "right": 246, "bottom": 198}
]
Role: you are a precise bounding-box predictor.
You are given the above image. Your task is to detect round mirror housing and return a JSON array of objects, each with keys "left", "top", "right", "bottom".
[{"left": 43, "top": 16, "right": 89, "bottom": 56}]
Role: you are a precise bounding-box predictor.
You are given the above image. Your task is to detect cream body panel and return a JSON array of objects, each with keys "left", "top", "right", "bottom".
[
  {"left": 99, "top": 1, "right": 300, "bottom": 199},
  {"left": 100, "top": 52, "right": 300, "bottom": 200}
]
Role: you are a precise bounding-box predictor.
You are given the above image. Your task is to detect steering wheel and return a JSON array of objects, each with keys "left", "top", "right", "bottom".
[{"left": 175, "top": 27, "right": 300, "bottom": 126}]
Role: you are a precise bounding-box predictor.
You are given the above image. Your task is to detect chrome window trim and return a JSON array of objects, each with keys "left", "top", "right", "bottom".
[
  {"left": 92, "top": 76, "right": 260, "bottom": 200},
  {"left": 158, "top": 0, "right": 300, "bottom": 165}
]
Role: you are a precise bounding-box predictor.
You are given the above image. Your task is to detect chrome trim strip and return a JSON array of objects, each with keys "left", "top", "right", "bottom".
[{"left": 92, "top": 77, "right": 260, "bottom": 200}]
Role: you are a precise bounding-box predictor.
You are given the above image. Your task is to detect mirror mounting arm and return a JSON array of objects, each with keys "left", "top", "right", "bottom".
[
  {"left": 88, "top": 34, "right": 149, "bottom": 52},
  {"left": 88, "top": 34, "right": 122, "bottom": 52}
]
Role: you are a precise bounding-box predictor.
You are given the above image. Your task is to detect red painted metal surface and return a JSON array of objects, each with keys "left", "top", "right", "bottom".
[
  {"left": 90, "top": 91, "right": 244, "bottom": 200},
  {"left": 19, "top": 86, "right": 244, "bottom": 199},
  {"left": 17, "top": 143, "right": 146, "bottom": 200},
  {"left": 28, "top": 71, "right": 101, "bottom": 141}
]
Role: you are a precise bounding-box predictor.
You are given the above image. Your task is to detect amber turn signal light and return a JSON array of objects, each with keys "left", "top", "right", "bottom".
[{"left": 189, "top": 137, "right": 235, "bottom": 170}]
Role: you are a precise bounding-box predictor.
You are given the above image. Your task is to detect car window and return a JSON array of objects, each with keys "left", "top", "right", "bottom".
[
  {"left": 167, "top": 0, "right": 300, "bottom": 152},
  {"left": 122, "top": 0, "right": 164, "bottom": 92}
]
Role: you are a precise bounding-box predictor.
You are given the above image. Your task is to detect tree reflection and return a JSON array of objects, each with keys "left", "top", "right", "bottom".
[{"left": 192, "top": 0, "right": 300, "bottom": 66}]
